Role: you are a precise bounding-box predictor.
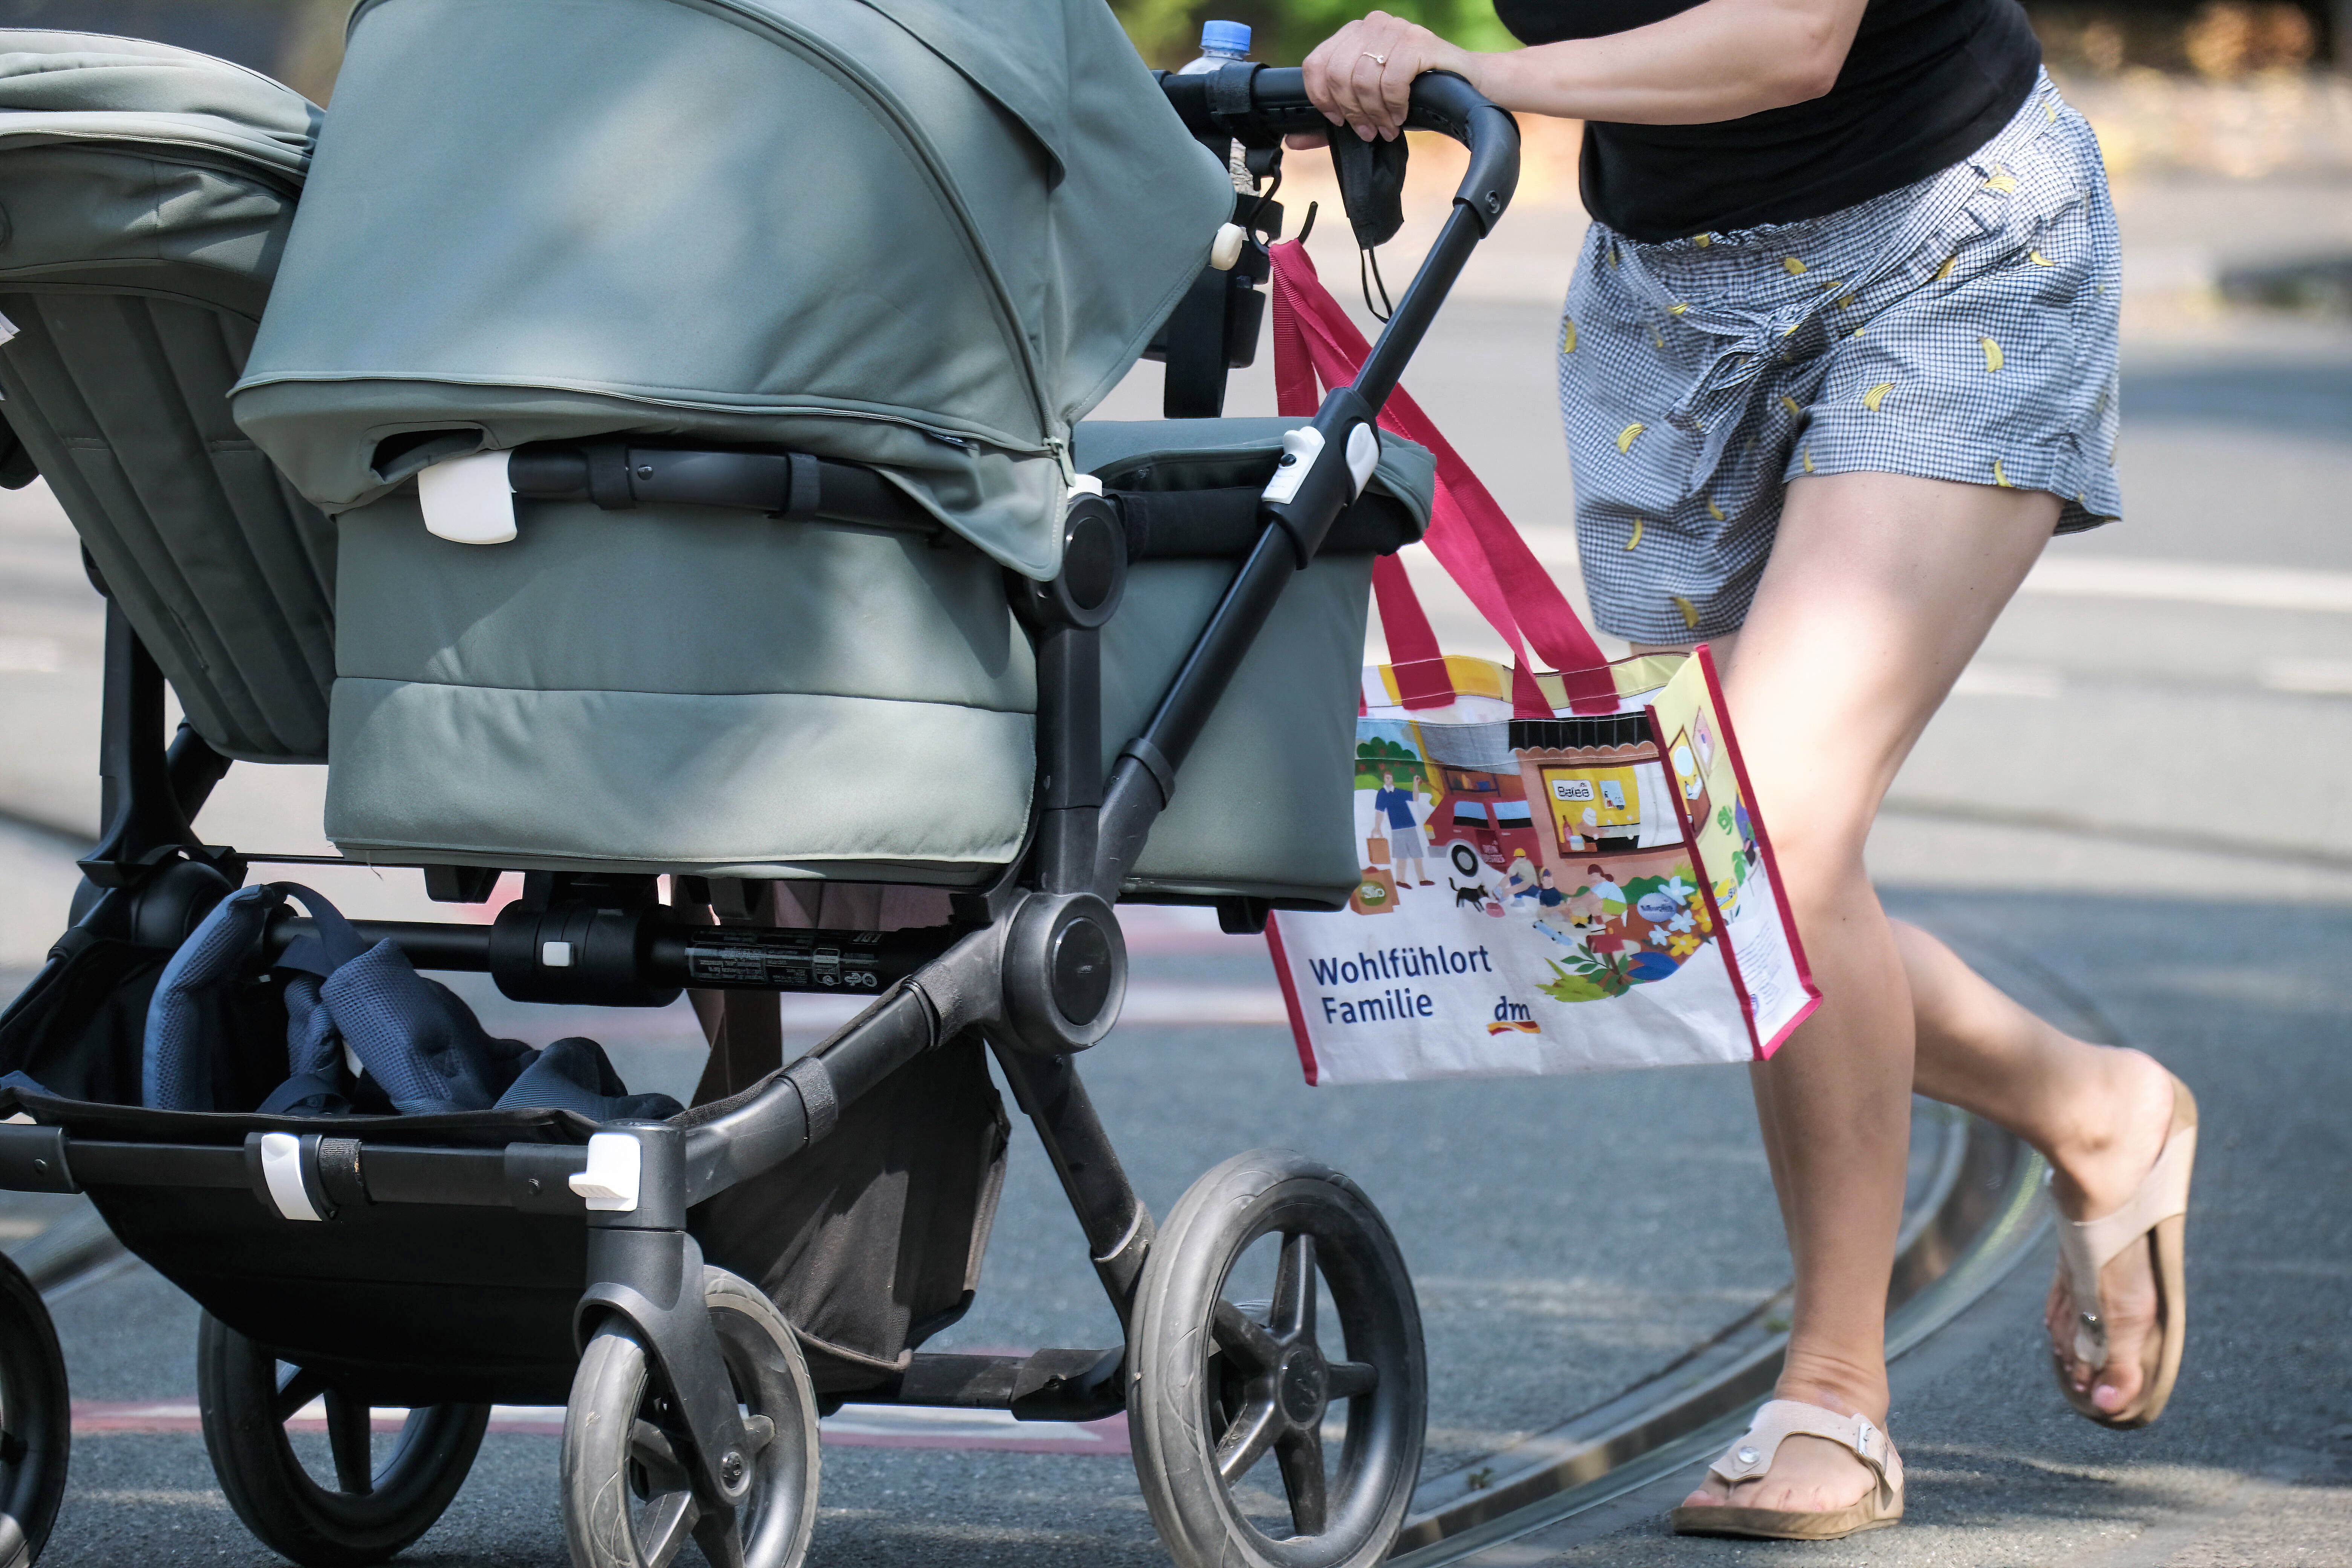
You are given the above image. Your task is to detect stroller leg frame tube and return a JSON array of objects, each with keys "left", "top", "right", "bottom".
[{"left": 988, "top": 1037, "right": 1156, "bottom": 1323}]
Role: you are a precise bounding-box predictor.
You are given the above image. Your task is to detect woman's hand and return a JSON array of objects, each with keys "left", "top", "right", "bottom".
[{"left": 1300, "top": 10, "right": 1476, "bottom": 143}]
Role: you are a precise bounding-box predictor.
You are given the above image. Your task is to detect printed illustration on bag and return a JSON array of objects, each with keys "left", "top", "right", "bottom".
[
  {"left": 1351, "top": 727, "right": 1437, "bottom": 914},
  {"left": 1273, "top": 651, "right": 1819, "bottom": 1080}
]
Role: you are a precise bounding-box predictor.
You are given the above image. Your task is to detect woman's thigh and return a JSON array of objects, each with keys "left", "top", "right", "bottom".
[{"left": 1701, "top": 470, "right": 2060, "bottom": 868}]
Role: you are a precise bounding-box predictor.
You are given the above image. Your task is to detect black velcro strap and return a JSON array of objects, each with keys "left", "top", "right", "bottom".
[
  {"left": 781, "top": 452, "right": 820, "bottom": 522},
  {"left": 1206, "top": 61, "right": 1260, "bottom": 122},
  {"left": 585, "top": 441, "right": 634, "bottom": 510},
  {"left": 785, "top": 1056, "right": 838, "bottom": 1143}
]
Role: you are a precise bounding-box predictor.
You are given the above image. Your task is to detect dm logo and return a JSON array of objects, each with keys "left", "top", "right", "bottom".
[{"left": 1486, "top": 994, "right": 1540, "bottom": 1036}]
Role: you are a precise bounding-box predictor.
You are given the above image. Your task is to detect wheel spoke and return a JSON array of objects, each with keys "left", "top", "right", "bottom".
[
  {"left": 690, "top": 1509, "right": 748, "bottom": 1568},
  {"left": 629, "top": 1419, "right": 693, "bottom": 1494},
  {"left": 1271, "top": 1233, "right": 1318, "bottom": 1343},
  {"left": 1325, "top": 1359, "right": 1378, "bottom": 1400},
  {"left": 322, "top": 1390, "right": 374, "bottom": 1495},
  {"left": 271, "top": 1363, "right": 329, "bottom": 1424},
  {"left": 634, "top": 1488, "right": 700, "bottom": 1568},
  {"left": 1213, "top": 1395, "right": 1282, "bottom": 1483},
  {"left": 1211, "top": 1300, "right": 1280, "bottom": 1374},
  {"left": 1275, "top": 1424, "right": 1329, "bottom": 1536}
]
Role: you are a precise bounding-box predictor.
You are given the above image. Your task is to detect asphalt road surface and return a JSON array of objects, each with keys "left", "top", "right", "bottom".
[{"left": 3, "top": 161, "right": 2349, "bottom": 1566}]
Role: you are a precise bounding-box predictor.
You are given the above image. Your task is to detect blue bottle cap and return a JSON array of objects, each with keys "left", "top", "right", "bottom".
[{"left": 1199, "top": 19, "right": 1251, "bottom": 56}]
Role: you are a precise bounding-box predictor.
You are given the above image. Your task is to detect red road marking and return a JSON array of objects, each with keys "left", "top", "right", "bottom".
[{"left": 69, "top": 1402, "right": 1129, "bottom": 1455}]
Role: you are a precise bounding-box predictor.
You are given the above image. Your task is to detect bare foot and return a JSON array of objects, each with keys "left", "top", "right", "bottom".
[
  {"left": 1679, "top": 1424, "right": 1876, "bottom": 1514},
  {"left": 2044, "top": 1047, "right": 2176, "bottom": 1415}
]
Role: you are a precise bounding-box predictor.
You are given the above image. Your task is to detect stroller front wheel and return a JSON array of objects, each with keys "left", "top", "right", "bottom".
[
  {"left": 1127, "top": 1148, "right": 1427, "bottom": 1568},
  {"left": 560, "top": 1266, "right": 819, "bottom": 1568},
  {"left": 0, "top": 1254, "right": 69, "bottom": 1568},
  {"left": 195, "top": 1313, "right": 489, "bottom": 1566}
]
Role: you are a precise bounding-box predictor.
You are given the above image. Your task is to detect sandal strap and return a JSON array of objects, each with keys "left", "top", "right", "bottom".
[
  {"left": 1706, "top": 1400, "right": 1902, "bottom": 1498},
  {"left": 2054, "top": 1119, "right": 2196, "bottom": 1367}
]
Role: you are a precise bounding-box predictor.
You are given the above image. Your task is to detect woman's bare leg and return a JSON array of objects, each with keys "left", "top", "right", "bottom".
[
  {"left": 1649, "top": 471, "right": 2065, "bottom": 1513},
  {"left": 1895, "top": 920, "right": 2176, "bottom": 1416},
  {"left": 1635, "top": 478, "right": 2179, "bottom": 1514}
]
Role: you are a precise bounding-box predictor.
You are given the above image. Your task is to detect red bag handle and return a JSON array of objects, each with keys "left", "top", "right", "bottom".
[
  {"left": 1268, "top": 240, "right": 1617, "bottom": 715},
  {"left": 1371, "top": 556, "right": 1455, "bottom": 710}
]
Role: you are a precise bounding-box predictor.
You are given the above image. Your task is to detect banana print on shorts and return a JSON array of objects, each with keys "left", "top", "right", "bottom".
[{"left": 1553, "top": 73, "right": 2120, "bottom": 646}]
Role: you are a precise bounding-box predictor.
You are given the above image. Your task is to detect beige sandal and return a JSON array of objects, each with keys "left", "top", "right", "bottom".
[
  {"left": 1669, "top": 1400, "right": 1904, "bottom": 1540},
  {"left": 2054, "top": 1072, "right": 2198, "bottom": 1430}
]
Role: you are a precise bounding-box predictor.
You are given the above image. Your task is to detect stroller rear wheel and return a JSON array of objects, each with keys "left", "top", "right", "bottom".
[
  {"left": 196, "top": 1313, "right": 490, "bottom": 1566},
  {"left": 1128, "top": 1149, "right": 1427, "bottom": 1568},
  {"left": 561, "top": 1266, "right": 819, "bottom": 1568},
  {"left": 0, "top": 1254, "right": 70, "bottom": 1568}
]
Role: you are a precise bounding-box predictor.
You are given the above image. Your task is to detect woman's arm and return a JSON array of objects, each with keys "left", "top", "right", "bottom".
[{"left": 1299, "top": 1, "right": 1870, "bottom": 141}]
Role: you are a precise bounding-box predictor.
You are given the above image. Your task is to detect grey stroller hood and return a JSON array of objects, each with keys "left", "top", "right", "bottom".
[
  {"left": 0, "top": 31, "right": 315, "bottom": 315},
  {"left": 231, "top": 0, "right": 1237, "bottom": 579},
  {"left": 0, "top": 32, "right": 333, "bottom": 763}
]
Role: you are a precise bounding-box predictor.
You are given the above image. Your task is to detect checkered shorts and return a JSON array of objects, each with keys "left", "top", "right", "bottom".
[{"left": 1558, "top": 72, "right": 2122, "bottom": 644}]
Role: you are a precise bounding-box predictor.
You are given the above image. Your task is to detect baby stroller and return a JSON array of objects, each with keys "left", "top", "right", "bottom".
[{"left": 0, "top": 8, "right": 1522, "bottom": 1568}]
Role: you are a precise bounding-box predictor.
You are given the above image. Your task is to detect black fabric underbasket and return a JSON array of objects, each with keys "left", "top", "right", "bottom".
[
  {"left": 0, "top": 921, "right": 1012, "bottom": 1398},
  {"left": 691, "top": 1034, "right": 1010, "bottom": 1396}
]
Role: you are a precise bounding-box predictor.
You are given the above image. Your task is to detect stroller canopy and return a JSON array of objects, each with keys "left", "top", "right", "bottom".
[
  {"left": 0, "top": 31, "right": 315, "bottom": 315},
  {"left": 233, "top": 0, "right": 1237, "bottom": 579},
  {"left": 0, "top": 32, "right": 334, "bottom": 763}
]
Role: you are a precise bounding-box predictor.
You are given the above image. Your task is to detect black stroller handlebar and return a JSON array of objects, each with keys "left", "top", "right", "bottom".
[
  {"left": 1157, "top": 65, "right": 1521, "bottom": 236},
  {"left": 1089, "top": 68, "right": 1525, "bottom": 903}
]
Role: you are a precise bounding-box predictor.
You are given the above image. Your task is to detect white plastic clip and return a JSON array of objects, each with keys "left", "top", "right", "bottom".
[
  {"left": 1208, "top": 222, "right": 1248, "bottom": 272},
  {"left": 417, "top": 450, "right": 517, "bottom": 544},
  {"left": 1260, "top": 427, "right": 1325, "bottom": 507},
  {"left": 569, "top": 1132, "right": 643, "bottom": 1213},
  {"left": 541, "top": 940, "right": 574, "bottom": 968},
  {"left": 258, "top": 1132, "right": 324, "bottom": 1222},
  {"left": 1344, "top": 423, "right": 1381, "bottom": 498}
]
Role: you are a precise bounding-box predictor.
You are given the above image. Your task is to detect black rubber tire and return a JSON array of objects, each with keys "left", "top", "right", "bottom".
[
  {"left": 560, "top": 1266, "right": 819, "bottom": 1568},
  {"left": 196, "top": 1314, "right": 489, "bottom": 1567},
  {"left": 0, "top": 1254, "right": 70, "bottom": 1568},
  {"left": 1129, "top": 1148, "right": 1427, "bottom": 1568}
]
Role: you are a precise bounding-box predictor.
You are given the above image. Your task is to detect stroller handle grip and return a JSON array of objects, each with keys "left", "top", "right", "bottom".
[{"left": 1157, "top": 65, "right": 1520, "bottom": 235}]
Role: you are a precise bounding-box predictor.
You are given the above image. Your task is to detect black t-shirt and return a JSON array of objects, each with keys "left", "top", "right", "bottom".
[{"left": 1492, "top": 0, "right": 2041, "bottom": 240}]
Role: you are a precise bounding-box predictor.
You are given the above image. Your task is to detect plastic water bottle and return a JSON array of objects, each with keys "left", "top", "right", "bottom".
[
  {"left": 1175, "top": 19, "right": 1251, "bottom": 74},
  {"left": 1177, "top": 22, "right": 1256, "bottom": 191}
]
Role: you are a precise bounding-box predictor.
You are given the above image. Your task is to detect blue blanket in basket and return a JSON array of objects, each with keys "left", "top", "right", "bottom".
[{"left": 141, "top": 882, "right": 681, "bottom": 1121}]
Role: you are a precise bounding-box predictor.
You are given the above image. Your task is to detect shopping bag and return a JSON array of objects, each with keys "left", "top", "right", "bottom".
[
  {"left": 1261, "top": 241, "right": 1820, "bottom": 1084},
  {"left": 1366, "top": 830, "right": 1391, "bottom": 866}
]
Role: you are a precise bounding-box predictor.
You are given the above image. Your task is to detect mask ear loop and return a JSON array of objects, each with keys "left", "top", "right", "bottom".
[{"left": 1359, "top": 245, "right": 1394, "bottom": 323}]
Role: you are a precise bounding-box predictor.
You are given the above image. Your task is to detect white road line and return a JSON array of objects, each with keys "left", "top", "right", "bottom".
[
  {"left": 1950, "top": 662, "right": 2064, "bottom": 699},
  {"left": 2019, "top": 557, "right": 2352, "bottom": 613},
  {"left": 1519, "top": 541, "right": 2352, "bottom": 615},
  {"left": 2259, "top": 656, "right": 2352, "bottom": 695}
]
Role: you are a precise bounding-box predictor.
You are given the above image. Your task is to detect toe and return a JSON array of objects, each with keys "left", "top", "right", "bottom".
[{"left": 1680, "top": 1482, "right": 1726, "bottom": 1509}]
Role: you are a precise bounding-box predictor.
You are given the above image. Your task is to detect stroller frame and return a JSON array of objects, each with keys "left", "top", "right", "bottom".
[{"left": 0, "top": 67, "right": 1519, "bottom": 1568}]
